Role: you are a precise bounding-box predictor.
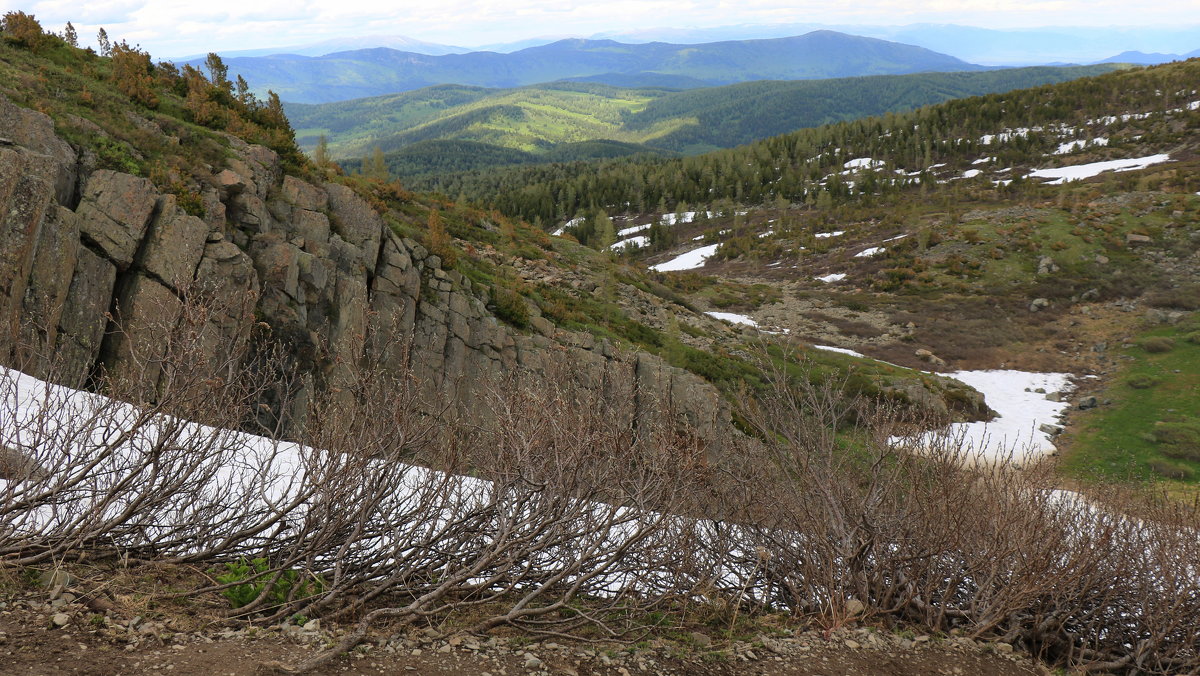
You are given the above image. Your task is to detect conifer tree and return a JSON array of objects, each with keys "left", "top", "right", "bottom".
[
  {"left": 313, "top": 134, "right": 330, "bottom": 167},
  {"left": 427, "top": 209, "right": 457, "bottom": 267},
  {"left": 63, "top": 21, "right": 77, "bottom": 47},
  {"left": 97, "top": 27, "right": 110, "bottom": 56},
  {"left": 205, "top": 53, "right": 230, "bottom": 93}
]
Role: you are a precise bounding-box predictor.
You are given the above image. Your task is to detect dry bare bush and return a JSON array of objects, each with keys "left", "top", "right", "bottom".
[
  {"left": 706, "top": 352, "right": 1200, "bottom": 673},
  {"left": 4, "top": 292, "right": 1200, "bottom": 675}
]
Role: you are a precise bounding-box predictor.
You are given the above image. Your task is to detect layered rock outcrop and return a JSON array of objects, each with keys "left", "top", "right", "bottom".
[{"left": 0, "top": 94, "right": 729, "bottom": 441}]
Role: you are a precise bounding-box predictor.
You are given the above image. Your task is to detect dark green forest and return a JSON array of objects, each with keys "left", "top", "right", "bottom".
[{"left": 410, "top": 61, "right": 1197, "bottom": 226}]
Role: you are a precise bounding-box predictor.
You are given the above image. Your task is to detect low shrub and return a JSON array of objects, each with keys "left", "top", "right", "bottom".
[
  {"left": 1148, "top": 458, "right": 1195, "bottom": 481},
  {"left": 216, "top": 558, "right": 324, "bottom": 610},
  {"left": 1141, "top": 337, "right": 1176, "bottom": 353},
  {"left": 1126, "top": 374, "right": 1159, "bottom": 389}
]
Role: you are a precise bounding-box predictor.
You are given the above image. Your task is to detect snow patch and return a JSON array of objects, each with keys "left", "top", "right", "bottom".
[
  {"left": 649, "top": 244, "right": 719, "bottom": 272},
  {"left": 815, "top": 273, "right": 846, "bottom": 283},
  {"left": 811, "top": 345, "right": 865, "bottom": 358},
  {"left": 705, "top": 312, "right": 758, "bottom": 327},
  {"left": 897, "top": 370, "right": 1074, "bottom": 464},
  {"left": 1027, "top": 154, "right": 1172, "bottom": 184}
]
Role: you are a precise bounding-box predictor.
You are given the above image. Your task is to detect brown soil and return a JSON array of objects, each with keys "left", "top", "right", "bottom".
[{"left": 0, "top": 600, "right": 1047, "bottom": 676}]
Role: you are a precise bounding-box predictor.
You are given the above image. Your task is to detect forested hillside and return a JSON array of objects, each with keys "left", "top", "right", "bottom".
[
  {"left": 288, "top": 65, "right": 1119, "bottom": 179},
  {"left": 421, "top": 60, "right": 1199, "bottom": 225}
]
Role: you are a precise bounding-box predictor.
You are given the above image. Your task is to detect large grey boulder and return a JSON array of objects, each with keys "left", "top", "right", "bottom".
[{"left": 75, "top": 170, "right": 158, "bottom": 268}]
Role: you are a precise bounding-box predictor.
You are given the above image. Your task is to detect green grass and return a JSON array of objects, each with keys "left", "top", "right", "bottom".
[{"left": 1064, "top": 320, "right": 1200, "bottom": 483}]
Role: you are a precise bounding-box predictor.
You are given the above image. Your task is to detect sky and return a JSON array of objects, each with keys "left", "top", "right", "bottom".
[{"left": 14, "top": 0, "right": 1200, "bottom": 59}]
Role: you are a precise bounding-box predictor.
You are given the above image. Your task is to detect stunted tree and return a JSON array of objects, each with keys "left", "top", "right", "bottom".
[
  {"left": 426, "top": 209, "right": 456, "bottom": 267},
  {"left": 205, "top": 52, "right": 231, "bottom": 93},
  {"left": 366, "top": 147, "right": 388, "bottom": 180},
  {"left": 97, "top": 27, "right": 110, "bottom": 56},
  {"left": 1, "top": 11, "right": 50, "bottom": 52},
  {"left": 235, "top": 74, "right": 254, "bottom": 106},
  {"left": 111, "top": 41, "right": 159, "bottom": 108},
  {"left": 63, "top": 21, "right": 77, "bottom": 47},
  {"left": 312, "top": 134, "right": 330, "bottom": 167}
]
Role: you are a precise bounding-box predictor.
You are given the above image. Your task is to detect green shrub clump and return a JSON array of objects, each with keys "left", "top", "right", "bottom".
[
  {"left": 1140, "top": 337, "right": 1176, "bottom": 354},
  {"left": 216, "top": 557, "right": 324, "bottom": 610},
  {"left": 1126, "top": 374, "right": 1159, "bottom": 390}
]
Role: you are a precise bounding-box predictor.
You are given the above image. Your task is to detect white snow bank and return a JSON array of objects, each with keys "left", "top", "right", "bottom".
[
  {"left": 705, "top": 312, "right": 758, "bottom": 327},
  {"left": 961, "top": 169, "right": 982, "bottom": 179},
  {"left": 650, "top": 244, "right": 719, "bottom": 272},
  {"left": 552, "top": 216, "right": 585, "bottom": 236},
  {"left": 811, "top": 345, "right": 865, "bottom": 358},
  {"left": 1054, "top": 138, "right": 1108, "bottom": 154},
  {"left": 617, "top": 223, "right": 652, "bottom": 237},
  {"left": 897, "top": 370, "right": 1074, "bottom": 464},
  {"left": 855, "top": 247, "right": 885, "bottom": 258},
  {"left": 844, "top": 157, "right": 884, "bottom": 170},
  {"left": 611, "top": 235, "right": 649, "bottom": 251},
  {"left": 815, "top": 273, "right": 846, "bottom": 283},
  {"left": 814, "top": 231, "right": 844, "bottom": 239},
  {"left": 1027, "top": 154, "right": 1172, "bottom": 184}
]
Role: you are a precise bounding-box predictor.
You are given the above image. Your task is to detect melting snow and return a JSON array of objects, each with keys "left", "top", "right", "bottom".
[
  {"left": 650, "top": 244, "right": 719, "bottom": 272},
  {"left": 855, "top": 247, "right": 885, "bottom": 258},
  {"left": 552, "top": 216, "right": 584, "bottom": 236},
  {"left": 898, "top": 370, "right": 1074, "bottom": 464},
  {"left": 617, "top": 223, "right": 652, "bottom": 237},
  {"left": 814, "top": 231, "right": 844, "bottom": 239},
  {"left": 705, "top": 312, "right": 758, "bottom": 327},
  {"left": 811, "top": 345, "right": 865, "bottom": 358},
  {"left": 815, "top": 273, "right": 846, "bottom": 283},
  {"left": 961, "top": 169, "right": 982, "bottom": 179},
  {"left": 1027, "top": 154, "right": 1172, "bottom": 184},
  {"left": 1054, "top": 138, "right": 1109, "bottom": 155},
  {"left": 611, "top": 235, "right": 649, "bottom": 251}
]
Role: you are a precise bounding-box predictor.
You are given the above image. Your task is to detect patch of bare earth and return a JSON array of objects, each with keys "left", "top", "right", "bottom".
[{"left": 0, "top": 596, "right": 1046, "bottom": 676}]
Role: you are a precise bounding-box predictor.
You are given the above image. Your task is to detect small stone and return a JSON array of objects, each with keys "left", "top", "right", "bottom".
[
  {"left": 523, "top": 655, "right": 543, "bottom": 669},
  {"left": 845, "top": 599, "right": 865, "bottom": 616},
  {"left": 51, "top": 613, "right": 71, "bottom": 627},
  {"left": 993, "top": 642, "right": 1014, "bottom": 654},
  {"left": 1039, "top": 423, "right": 1064, "bottom": 435},
  {"left": 844, "top": 639, "right": 860, "bottom": 649}
]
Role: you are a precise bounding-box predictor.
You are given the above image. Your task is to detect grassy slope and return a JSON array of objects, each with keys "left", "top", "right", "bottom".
[{"left": 1064, "top": 319, "right": 1200, "bottom": 484}]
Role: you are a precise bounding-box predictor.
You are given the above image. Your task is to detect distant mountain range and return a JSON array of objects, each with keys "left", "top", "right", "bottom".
[
  {"left": 582, "top": 23, "right": 1200, "bottom": 66},
  {"left": 1094, "top": 49, "right": 1200, "bottom": 65},
  {"left": 206, "top": 31, "right": 983, "bottom": 104},
  {"left": 168, "top": 35, "right": 468, "bottom": 61}
]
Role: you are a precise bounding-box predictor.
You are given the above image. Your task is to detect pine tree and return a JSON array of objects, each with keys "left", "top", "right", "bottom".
[
  {"left": 110, "top": 41, "right": 159, "bottom": 108},
  {"left": 313, "top": 134, "right": 330, "bottom": 167},
  {"left": 205, "top": 53, "right": 230, "bottom": 93},
  {"left": 235, "top": 75, "right": 253, "bottom": 106},
  {"left": 63, "top": 21, "right": 77, "bottom": 47},
  {"left": 367, "top": 147, "right": 388, "bottom": 180},
  {"left": 97, "top": 27, "right": 110, "bottom": 56},
  {"left": 427, "top": 209, "right": 457, "bottom": 267}
]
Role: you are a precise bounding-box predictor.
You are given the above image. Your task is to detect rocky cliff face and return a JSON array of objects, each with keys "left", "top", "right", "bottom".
[{"left": 0, "top": 94, "right": 729, "bottom": 441}]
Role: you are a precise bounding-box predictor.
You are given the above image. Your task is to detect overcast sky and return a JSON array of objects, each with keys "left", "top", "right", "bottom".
[{"left": 18, "top": 0, "right": 1200, "bottom": 58}]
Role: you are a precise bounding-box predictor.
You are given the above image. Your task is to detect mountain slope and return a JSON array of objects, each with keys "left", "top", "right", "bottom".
[
  {"left": 215, "top": 31, "right": 982, "bottom": 104},
  {"left": 286, "top": 65, "right": 1119, "bottom": 178}
]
